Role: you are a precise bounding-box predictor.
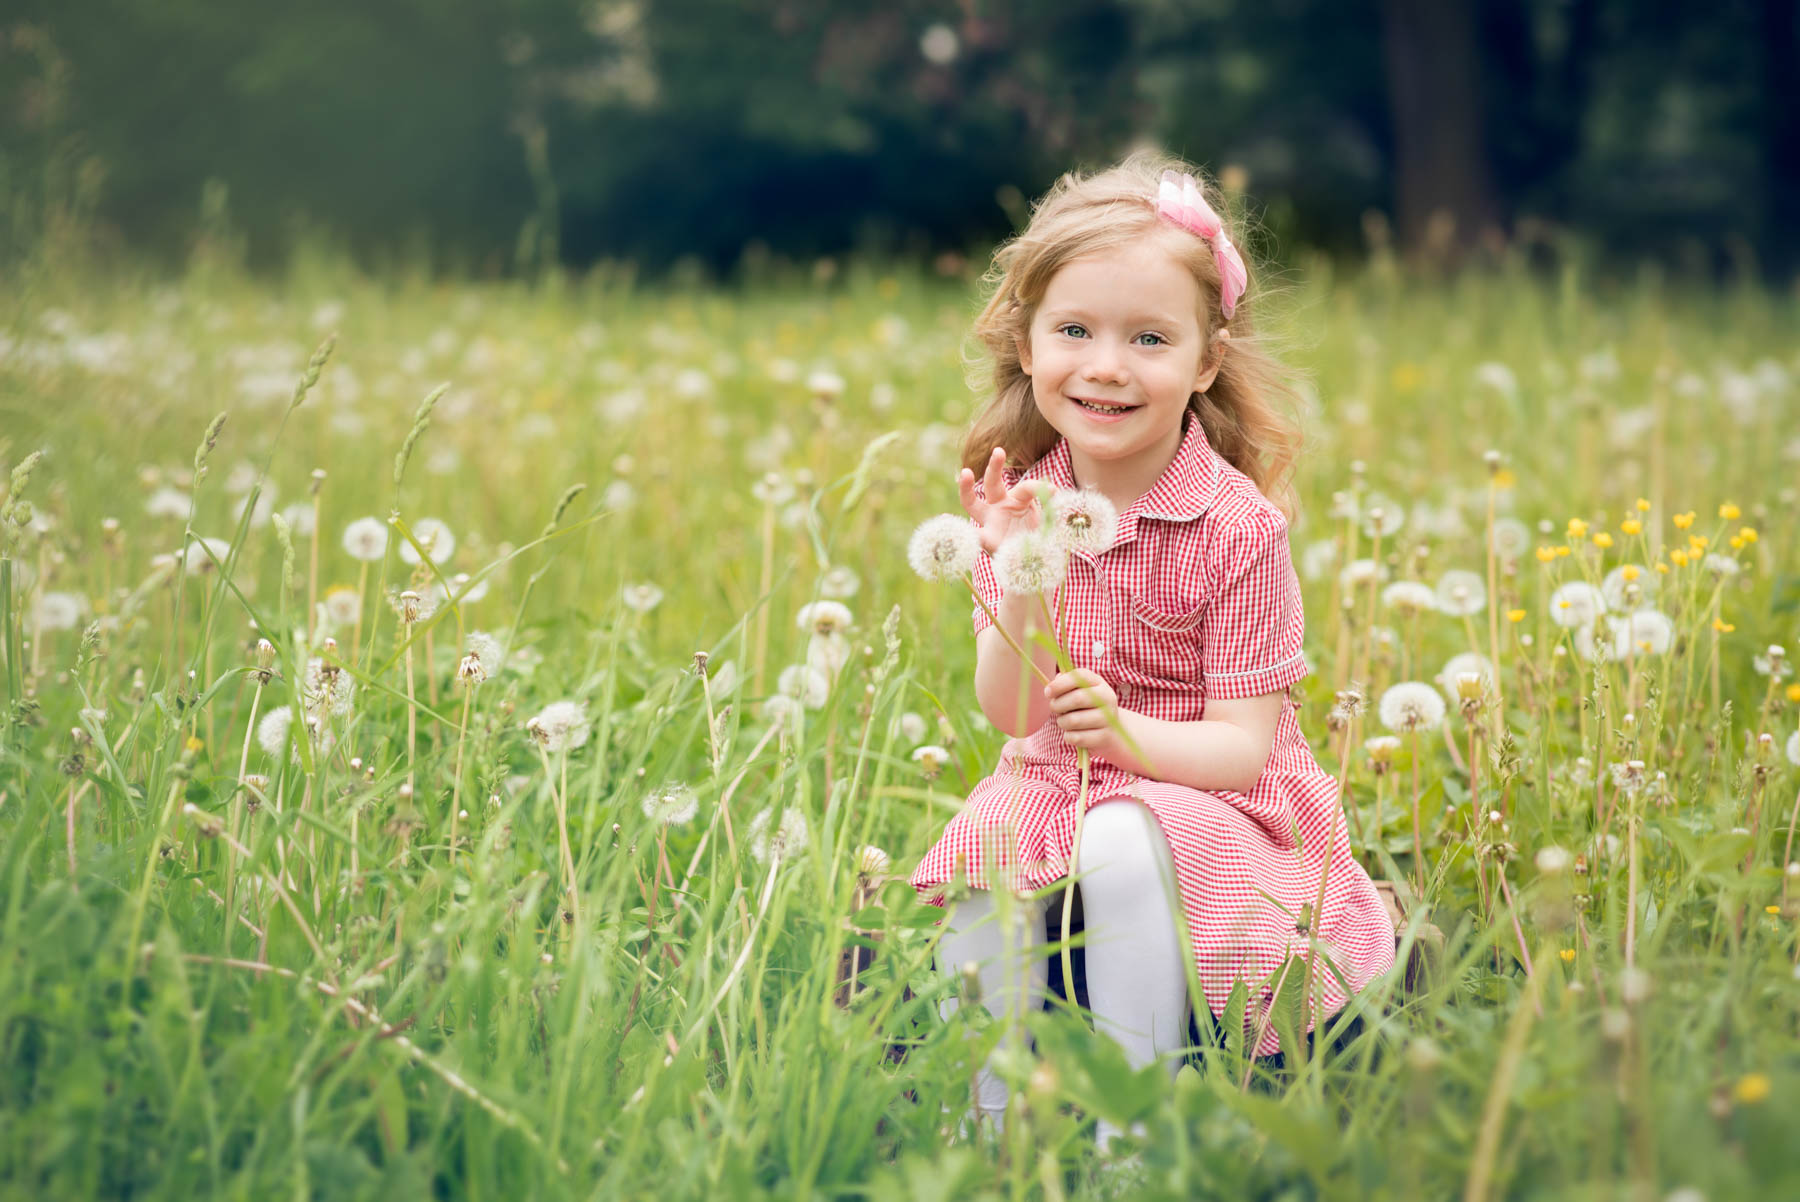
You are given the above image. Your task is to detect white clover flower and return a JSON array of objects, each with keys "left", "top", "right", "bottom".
[
  {"left": 907, "top": 514, "right": 981, "bottom": 581},
  {"left": 526, "top": 700, "right": 591, "bottom": 753},
  {"left": 1601, "top": 564, "right": 1658, "bottom": 611},
  {"left": 1049, "top": 486, "right": 1118, "bottom": 556},
  {"left": 145, "top": 486, "right": 191, "bottom": 519},
  {"left": 1548, "top": 581, "right": 1608, "bottom": 629},
  {"left": 622, "top": 583, "right": 664, "bottom": 613},
  {"left": 1380, "top": 580, "right": 1437, "bottom": 617},
  {"left": 1436, "top": 652, "right": 1497, "bottom": 703},
  {"left": 797, "top": 600, "right": 853, "bottom": 637},
  {"left": 398, "top": 517, "right": 455, "bottom": 566},
  {"left": 33, "top": 591, "right": 85, "bottom": 632},
  {"left": 897, "top": 711, "right": 929, "bottom": 744},
  {"left": 748, "top": 806, "right": 810, "bottom": 865},
  {"left": 819, "top": 565, "right": 860, "bottom": 598},
  {"left": 1377, "top": 682, "right": 1447, "bottom": 733},
  {"left": 257, "top": 706, "right": 294, "bottom": 758},
  {"left": 1488, "top": 517, "right": 1531, "bottom": 560},
  {"left": 992, "top": 528, "right": 1066, "bottom": 596},
  {"left": 806, "top": 632, "right": 852, "bottom": 680},
  {"left": 1433, "top": 569, "right": 1487, "bottom": 616},
  {"left": 855, "top": 844, "right": 891, "bottom": 876},
  {"left": 341, "top": 516, "right": 388, "bottom": 562},
  {"left": 778, "top": 663, "right": 832, "bottom": 709},
  {"left": 641, "top": 783, "right": 699, "bottom": 826},
  {"left": 1611, "top": 609, "right": 1674, "bottom": 658}
]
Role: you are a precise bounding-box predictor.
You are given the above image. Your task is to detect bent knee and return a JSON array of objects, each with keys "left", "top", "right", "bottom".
[{"left": 1077, "top": 801, "right": 1173, "bottom": 877}]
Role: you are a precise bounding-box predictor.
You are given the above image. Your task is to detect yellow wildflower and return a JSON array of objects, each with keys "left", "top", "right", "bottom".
[
  {"left": 1592, "top": 531, "right": 1614, "bottom": 549},
  {"left": 1635, "top": 497, "right": 1651, "bottom": 512},
  {"left": 1719, "top": 502, "right": 1741, "bottom": 520},
  {"left": 1493, "top": 468, "right": 1516, "bottom": 490},
  {"left": 1785, "top": 683, "right": 1800, "bottom": 704},
  {"left": 1713, "top": 618, "right": 1736, "bottom": 633},
  {"left": 1765, "top": 905, "right": 1782, "bottom": 915},
  {"left": 1729, "top": 535, "right": 1744, "bottom": 550},
  {"left": 1621, "top": 565, "right": 1640, "bottom": 581},
  {"left": 1688, "top": 534, "right": 1710, "bottom": 551},
  {"left": 1556, "top": 545, "right": 1571, "bottom": 558},
  {"left": 1656, "top": 563, "right": 1670, "bottom": 575},
  {"left": 1566, "top": 517, "right": 1588, "bottom": 540},
  {"left": 1670, "top": 549, "right": 1689, "bottom": 567},
  {"left": 1558, "top": 948, "right": 1576, "bottom": 963},
  {"left": 1620, "top": 518, "right": 1642, "bottom": 536},
  {"left": 1738, "top": 526, "right": 1758, "bottom": 544},
  {"left": 184, "top": 735, "right": 205, "bottom": 753},
  {"left": 1535, "top": 546, "right": 1558, "bottom": 564},
  {"left": 1392, "top": 362, "right": 1422, "bottom": 393},
  {"left": 1732, "top": 1073, "right": 1771, "bottom": 1105},
  {"left": 1507, "top": 608, "right": 1527, "bottom": 623}
]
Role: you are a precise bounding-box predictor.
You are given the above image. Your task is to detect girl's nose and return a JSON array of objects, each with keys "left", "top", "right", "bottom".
[{"left": 1081, "top": 341, "right": 1129, "bottom": 383}]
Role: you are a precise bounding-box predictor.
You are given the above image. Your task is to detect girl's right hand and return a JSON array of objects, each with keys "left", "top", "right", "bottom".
[{"left": 958, "top": 446, "right": 1044, "bottom": 556}]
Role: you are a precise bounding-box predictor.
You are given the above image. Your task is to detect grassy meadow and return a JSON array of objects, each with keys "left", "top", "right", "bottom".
[{"left": 2, "top": 244, "right": 1799, "bottom": 1200}]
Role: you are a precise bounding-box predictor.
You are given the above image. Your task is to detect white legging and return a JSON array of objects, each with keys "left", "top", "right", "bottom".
[{"left": 936, "top": 800, "right": 1189, "bottom": 1151}]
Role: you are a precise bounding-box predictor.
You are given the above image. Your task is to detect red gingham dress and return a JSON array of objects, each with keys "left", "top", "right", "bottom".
[{"left": 910, "top": 413, "right": 1396, "bottom": 1058}]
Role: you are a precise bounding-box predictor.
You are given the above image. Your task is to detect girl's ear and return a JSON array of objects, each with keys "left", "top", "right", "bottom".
[
  {"left": 1194, "top": 328, "right": 1231, "bottom": 393},
  {"left": 1015, "top": 331, "right": 1032, "bottom": 373}
]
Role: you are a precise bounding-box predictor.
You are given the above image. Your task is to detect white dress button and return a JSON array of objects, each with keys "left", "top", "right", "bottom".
[{"left": 1092, "top": 639, "right": 1107, "bottom": 659}]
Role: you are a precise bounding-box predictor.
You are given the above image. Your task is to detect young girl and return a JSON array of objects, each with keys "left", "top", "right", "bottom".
[{"left": 909, "top": 152, "right": 1397, "bottom": 1149}]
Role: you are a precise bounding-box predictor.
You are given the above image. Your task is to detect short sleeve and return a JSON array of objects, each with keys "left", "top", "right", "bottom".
[{"left": 1198, "top": 512, "right": 1310, "bottom": 699}]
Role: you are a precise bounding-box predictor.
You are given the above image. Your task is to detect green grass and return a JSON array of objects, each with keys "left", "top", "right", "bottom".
[{"left": 1, "top": 244, "right": 1798, "bottom": 1200}]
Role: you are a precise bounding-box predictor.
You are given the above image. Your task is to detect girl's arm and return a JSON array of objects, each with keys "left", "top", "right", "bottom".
[
  {"left": 1065, "top": 684, "right": 1287, "bottom": 793},
  {"left": 972, "top": 588, "right": 1060, "bottom": 736}
]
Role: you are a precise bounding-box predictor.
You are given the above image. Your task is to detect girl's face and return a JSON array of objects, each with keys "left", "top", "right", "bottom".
[{"left": 1018, "top": 235, "right": 1226, "bottom": 485}]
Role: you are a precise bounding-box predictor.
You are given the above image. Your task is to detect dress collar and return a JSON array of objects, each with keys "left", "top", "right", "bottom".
[{"left": 1019, "top": 410, "right": 1220, "bottom": 549}]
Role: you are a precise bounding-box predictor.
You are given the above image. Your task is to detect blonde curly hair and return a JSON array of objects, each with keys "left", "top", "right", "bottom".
[{"left": 962, "top": 148, "right": 1306, "bottom": 519}]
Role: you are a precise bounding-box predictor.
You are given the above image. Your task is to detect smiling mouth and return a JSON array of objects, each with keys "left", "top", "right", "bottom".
[{"left": 1072, "top": 398, "right": 1136, "bottom": 415}]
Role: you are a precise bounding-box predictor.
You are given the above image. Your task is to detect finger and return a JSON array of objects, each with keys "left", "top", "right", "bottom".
[
  {"left": 982, "top": 447, "right": 1005, "bottom": 502},
  {"left": 957, "top": 468, "right": 979, "bottom": 517}
]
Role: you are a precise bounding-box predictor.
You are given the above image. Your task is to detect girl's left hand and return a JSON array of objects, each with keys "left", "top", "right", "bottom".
[{"left": 1045, "top": 669, "right": 1122, "bottom": 754}]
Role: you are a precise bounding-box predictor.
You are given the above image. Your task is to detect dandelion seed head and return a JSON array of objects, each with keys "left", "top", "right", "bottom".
[
  {"left": 748, "top": 806, "right": 810, "bottom": 865},
  {"left": 855, "top": 844, "right": 891, "bottom": 876},
  {"left": 1377, "top": 681, "right": 1446, "bottom": 733},
  {"left": 1548, "top": 581, "right": 1607, "bottom": 629},
  {"left": 906, "top": 514, "right": 981, "bottom": 581},
  {"left": 257, "top": 706, "right": 294, "bottom": 758},
  {"left": 641, "top": 783, "right": 699, "bottom": 826},
  {"left": 621, "top": 582, "right": 664, "bottom": 613},
  {"left": 1433, "top": 569, "right": 1487, "bottom": 616},
  {"left": 1436, "top": 652, "right": 1497, "bottom": 703},
  {"left": 992, "top": 528, "right": 1066, "bottom": 595},
  {"left": 341, "top": 516, "right": 388, "bottom": 562},
  {"left": 1048, "top": 486, "right": 1118, "bottom": 556},
  {"left": 778, "top": 663, "right": 832, "bottom": 709},
  {"left": 526, "top": 700, "right": 590, "bottom": 753},
  {"left": 797, "top": 600, "right": 853, "bottom": 637},
  {"left": 1380, "top": 580, "right": 1437, "bottom": 617}
]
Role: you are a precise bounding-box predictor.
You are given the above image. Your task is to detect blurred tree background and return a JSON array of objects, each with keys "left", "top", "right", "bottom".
[{"left": 2, "top": 0, "right": 1795, "bottom": 281}]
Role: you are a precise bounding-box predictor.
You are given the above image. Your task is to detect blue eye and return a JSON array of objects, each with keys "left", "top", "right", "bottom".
[
  {"left": 1058, "top": 324, "right": 1088, "bottom": 338},
  {"left": 1137, "top": 333, "right": 1165, "bottom": 346}
]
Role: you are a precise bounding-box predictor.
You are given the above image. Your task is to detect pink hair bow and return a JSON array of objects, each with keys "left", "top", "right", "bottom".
[{"left": 1154, "top": 169, "right": 1247, "bottom": 319}]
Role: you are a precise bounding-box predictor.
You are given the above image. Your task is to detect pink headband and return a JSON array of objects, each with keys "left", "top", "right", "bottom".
[{"left": 1154, "top": 169, "right": 1247, "bottom": 319}]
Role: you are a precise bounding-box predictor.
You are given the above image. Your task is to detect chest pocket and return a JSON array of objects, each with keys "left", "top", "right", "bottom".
[{"left": 1117, "top": 590, "right": 1206, "bottom": 687}]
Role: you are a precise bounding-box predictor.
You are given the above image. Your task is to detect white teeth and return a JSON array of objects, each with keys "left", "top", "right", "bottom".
[{"left": 1076, "top": 399, "right": 1130, "bottom": 414}]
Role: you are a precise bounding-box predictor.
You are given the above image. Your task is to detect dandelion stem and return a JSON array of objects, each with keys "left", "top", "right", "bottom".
[
  {"left": 449, "top": 683, "right": 474, "bottom": 867},
  {"left": 227, "top": 676, "right": 264, "bottom": 935},
  {"left": 536, "top": 740, "right": 581, "bottom": 937}
]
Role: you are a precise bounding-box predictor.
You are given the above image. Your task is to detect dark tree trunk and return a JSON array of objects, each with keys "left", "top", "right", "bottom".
[
  {"left": 1379, "top": 0, "right": 1504, "bottom": 264},
  {"left": 1760, "top": 0, "right": 1800, "bottom": 282}
]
